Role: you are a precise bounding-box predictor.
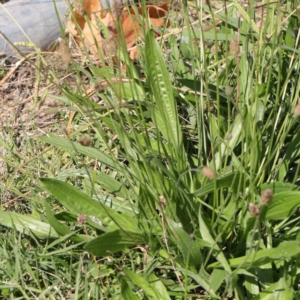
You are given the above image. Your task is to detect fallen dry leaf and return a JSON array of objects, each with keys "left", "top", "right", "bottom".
[
  {"left": 121, "top": 3, "right": 170, "bottom": 59},
  {"left": 67, "top": 0, "right": 170, "bottom": 60}
]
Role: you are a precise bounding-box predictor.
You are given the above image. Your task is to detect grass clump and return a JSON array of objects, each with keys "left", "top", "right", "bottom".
[{"left": 1, "top": 0, "right": 300, "bottom": 298}]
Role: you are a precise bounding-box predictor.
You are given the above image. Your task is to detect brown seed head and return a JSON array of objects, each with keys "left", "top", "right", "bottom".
[
  {"left": 294, "top": 100, "right": 300, "bottom": 116},
  {"left": 78, "top": 135, "right": 92, "bottom": 147},
  {"left": 74, "top": 0, "right": 85, "bottom": 16},
  {"left": 202, "top": 166, "right": 215, "bottom": 179},
  {"left": 59, "top": 39, "right": 72, "bottom": 68},
  {"left": 211, "top": 45, "right": 216, "bottom": 56},
  {"left": 94, "top": 82, "right": 106, "bottom": 93},
  {"left": 211, "top": 44, "right": 221, "bottom": 56},
  {"left": 105, "top": 31, "right": 118, "bottom": 57},
  {"left": 224, "top": 133, "right": 232, "bottom": 141},
  {"left": 249, "top": 203, "right": 260, "bottom": 216},
  {"left": 230, "top": 40, "right": 240, "bottom": 56},
  {"left": 261, "top": 188, "right": 273, "bottom": 206},
  {"left": 159, "top": 195, "right": 166, "bottom": 208},
  {"left": 77, "top": 214, "right": 87, "bottom": 225},
  {"left": 225, "top": 85, "right": 233, "bottom": 97},
  {"left": 112, "top": 0, "right": 124, "bottom": 20}
]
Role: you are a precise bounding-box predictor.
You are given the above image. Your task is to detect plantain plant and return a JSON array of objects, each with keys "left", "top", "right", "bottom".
[{"left": 0, "top": 0, "right": 300, "bottom": 298}]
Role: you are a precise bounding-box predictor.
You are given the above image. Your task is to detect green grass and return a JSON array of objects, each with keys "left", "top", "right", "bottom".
[{"left": 1, "top": 0, "right": 300, "bottom": 298}]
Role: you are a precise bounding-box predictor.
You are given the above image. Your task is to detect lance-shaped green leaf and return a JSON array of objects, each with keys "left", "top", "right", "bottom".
[
  {"left": 121, "top": 278, "right": 140, "bottom": 300},
  {"left": 40, "top": 178, "right": 140, "bottom": 233},
  {"left": 124, "top": 268, "right": 169, "bottom": 299},
  {"left": 85, "top": 230, "right": 147, "bottom": 257},
  {"left": 145, "top": 30, "right": 181, "bottom": 149},
  {"left": 208, "top": 241, "right": 300, "bottom": 269},
  {"left": 265, "top": 191, "right": 300, "bottom": 220},
  {"left": 0, "top": 212, "right": 58, "bottom": 238},
  {"left": 168, "top": 219, "right": 202, "bottom": 271}
]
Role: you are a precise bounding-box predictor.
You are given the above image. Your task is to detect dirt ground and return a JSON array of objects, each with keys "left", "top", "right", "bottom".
[
  {"left": 0, "top": 54, "right": 65, "bottom": 190},
  {"left": 1, "top": 56, "right": 63, "bottom": 132}
]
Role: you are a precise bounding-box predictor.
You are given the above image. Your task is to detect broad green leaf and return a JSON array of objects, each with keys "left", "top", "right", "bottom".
[
  {"left": 168, "top": 219, "right": 202, "bottom": 270},
  {"left": 128, "top": 130, "right": 171, "bottom": 156},
  {"left": 124, "top": 268, "right": 166, "bottom": 299},
  {"left": 38, "top": 136, "right": 127, "bottom": 175},
  {"left": 281, "top": 44, "right": 300, "bottom": 55},
  {"left": 176, "top": 268, "right": 217, "bottom": 297},
  {"left": 210, "top": 269, "right": 226, "bottom": 293},
  {"left": 145, "top": 30, "right": 181, "bottom": 149},
  {"left": 252, "top": 276, "right": 295, "bottom": 300},
  {"left": 265, "top": 191, "right": 300, "bottom": 220},
  {"left": 57, "top": 168, "right": 127, "bottom": 198},
  {"left": 147, "top": 273, "right": 171, "bottom": 300},
  {"left": 85, "top": 230, "right": 147, "bottom": 256},
  {"left": 285, "top": 16, "right": 298, "bottom": 48},
  {"left": 40, "top": 178, "right": 140, "bottom": 233},
  {"left": 213, "top": 114, "right": 243, "bottom": 170},
  {"left": 44, "top": 201, "right": 87, "bottom": 243},
  {"left": 283, "top": 128, "right": 300, "bottom": 166},
  {"left": 240, "top": 47, "right": 252, "bottom": 105},
  {"left": 169, "top": 35, "right": 189, "bottom": 77},
  {"left": 0, "top": 212, "right": 58, "bottom": 238},
  {"left": 192, "top": 171, "right": 238, "bottom": 197},
  {"left": 95, "top": 171, "right": 126, "bottom": 197},
  {"left": 118, "top": 82, "right": 146, "bottom": 101},
  {"left": 44, "top": 201, "right": 71, "bottom": 237},
  {"left": 83, "top": 178, "right": 137, "bottom": 216},
  {"left": 244, "top": 272, "right": 260, "bottom": 297},
  {"left": 208, "top": 241, "right": 300, "bottom": 269},
  {"left": 121, "top": 278, "right": 140, "bottom": 300},
  {"left": 260, "top": 182, "right": 298, "bottom": 194},
  {"left": 199, "top": 212, "right": 232, "bottom": 273},
  {"left": 147, "top": 156, "right": 177, "bottom": 182}
]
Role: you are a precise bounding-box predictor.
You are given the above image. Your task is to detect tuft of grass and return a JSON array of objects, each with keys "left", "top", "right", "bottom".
[{"left": 1, "top": 0, "right": 300, "bottom": 298}]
